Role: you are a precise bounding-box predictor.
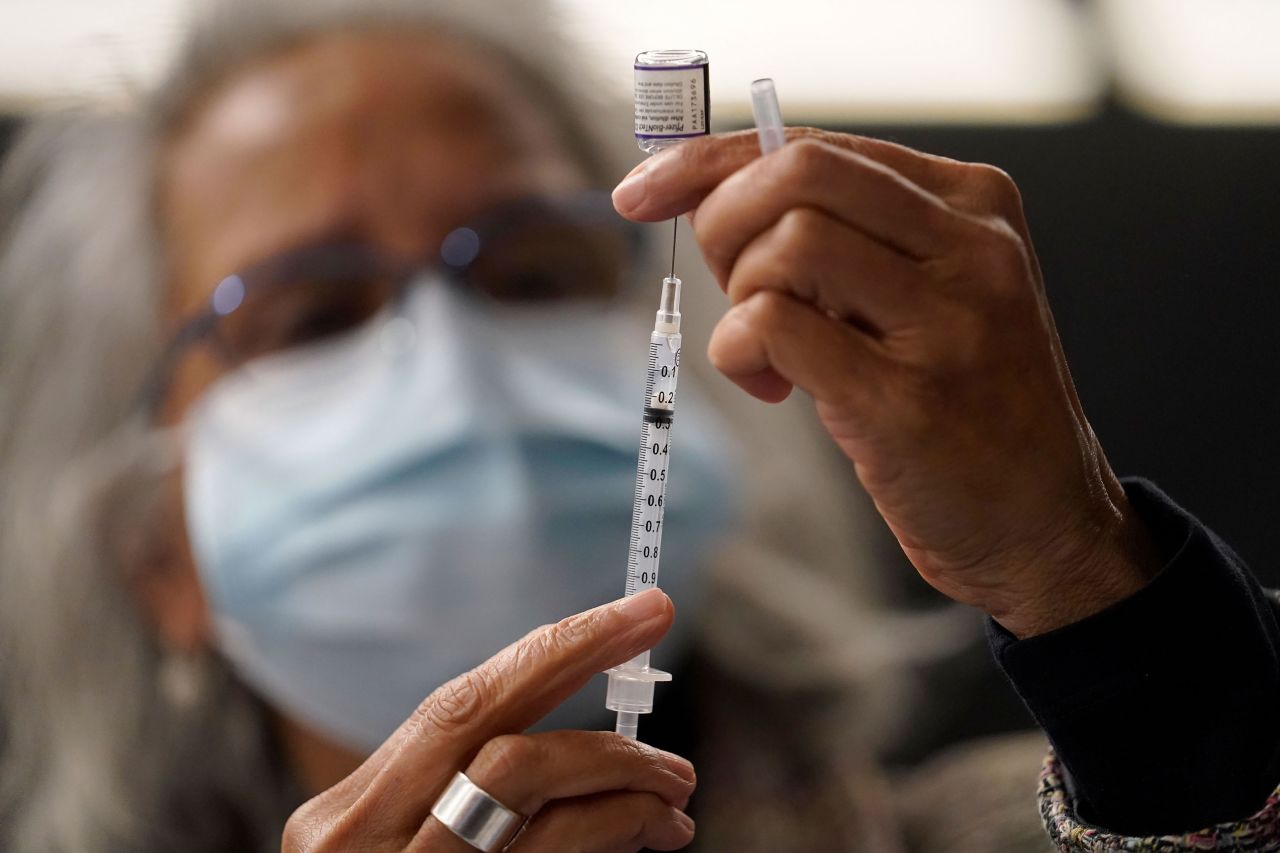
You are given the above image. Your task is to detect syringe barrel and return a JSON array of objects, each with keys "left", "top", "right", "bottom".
[
  {"left": 606, "top": 648, "right": 669, "bottom": 730},
  {"left": 605, "top": 659, "right": 657, "bottom": 713},
  {"left": 625, "top": 328, "right": 679, "bottom": 597},
  {"left": 606, "top": 280, "right": 684, "bottom": 742}
]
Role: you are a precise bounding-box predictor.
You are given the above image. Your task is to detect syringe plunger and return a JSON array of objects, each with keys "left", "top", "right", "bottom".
[{"left": 615, "top": 712, "right": 640, "bottom": 739}]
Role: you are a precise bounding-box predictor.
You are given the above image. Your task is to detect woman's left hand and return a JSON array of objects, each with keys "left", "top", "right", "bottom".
[{"left": 282, "top": 588, "right": 696, "bottom": 852}]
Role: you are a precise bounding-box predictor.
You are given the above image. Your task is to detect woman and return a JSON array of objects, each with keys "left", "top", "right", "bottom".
[
  {"left": 1, "top": 1, "right": 956, "bottom": 849},
  {"left": 6, "top": 0, "right": 1278, "bottom": 850},
  {"left": 0, "top": 2, "right": 726, "bottom": 849}
]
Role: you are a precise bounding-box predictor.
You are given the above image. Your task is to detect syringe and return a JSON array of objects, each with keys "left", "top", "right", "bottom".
[
  {"left": 604, "top": 74, "right": 786, "bottom": 740},
  {"left": 604, "top": 47, "right": 709, "bottom": 742},
  {"left": 605, "top": 275, "right": 682, "bottom": 740}
]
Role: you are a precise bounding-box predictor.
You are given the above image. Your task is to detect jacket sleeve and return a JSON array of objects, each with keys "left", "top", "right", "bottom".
[{"left": 988, "top": 478, "right": 1280, "bottom": 842}]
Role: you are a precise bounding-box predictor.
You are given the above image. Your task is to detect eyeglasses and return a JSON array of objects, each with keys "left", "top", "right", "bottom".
[{"left": 140, "top": 192, "right": 642, "bottom": 418}]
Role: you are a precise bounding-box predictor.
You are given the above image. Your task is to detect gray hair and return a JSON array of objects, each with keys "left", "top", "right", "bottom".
[{"left": 0, "top": 2, "right": 631, "bottom": 850}]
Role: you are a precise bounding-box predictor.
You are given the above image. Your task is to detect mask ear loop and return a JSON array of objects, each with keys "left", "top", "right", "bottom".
[
  {"left": 46, "top": 418, "right": 215, "bottom": 710},
  {"left": 48, "top": 416, "right": 187, "bottom": 585}
]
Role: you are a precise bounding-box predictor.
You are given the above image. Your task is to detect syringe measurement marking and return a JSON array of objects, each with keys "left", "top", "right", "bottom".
[{"left": 625, "top": 338, "right": 679, "bottom": 597}]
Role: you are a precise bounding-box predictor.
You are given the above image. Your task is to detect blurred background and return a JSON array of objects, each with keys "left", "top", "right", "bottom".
[{"left": 1, "top": 0, "right": 1277, "bottom": 589}]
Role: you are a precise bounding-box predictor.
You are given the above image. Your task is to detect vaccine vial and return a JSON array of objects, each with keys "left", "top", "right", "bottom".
[{"left": 634, "top": 49, "right": 710, "bottom": 155}]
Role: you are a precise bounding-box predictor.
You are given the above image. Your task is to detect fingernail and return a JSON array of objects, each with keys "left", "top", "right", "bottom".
[
  {"left": 611, "top": 163, "right": 648, "bottom": 212},
  {"left": 614, "top": 588, "right": 667, "bottom": 623},
  {"left": 672, "top": 809, "right": 696, "bottom": 832}
]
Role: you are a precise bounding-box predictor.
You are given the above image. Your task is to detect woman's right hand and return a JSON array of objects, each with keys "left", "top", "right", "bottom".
[
  {"left": 614, "top": 130, "right": 1159, "bottom": 639},
  {"left": 282, "top": 588, "right": 696, "bottom": 852}
]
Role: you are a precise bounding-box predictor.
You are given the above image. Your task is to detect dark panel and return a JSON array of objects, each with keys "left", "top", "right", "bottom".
[{"left": 0, "top": 115, "right": 18, "bottom": 163}]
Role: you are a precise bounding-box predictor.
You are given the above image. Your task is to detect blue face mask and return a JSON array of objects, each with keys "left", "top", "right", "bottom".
[{"left": 184, "top": 279, "right": 737, "bottom": 752}]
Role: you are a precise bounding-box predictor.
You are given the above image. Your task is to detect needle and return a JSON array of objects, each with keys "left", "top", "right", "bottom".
[{"left": 669, "top": 218, "right": 677, "bottom": 278}]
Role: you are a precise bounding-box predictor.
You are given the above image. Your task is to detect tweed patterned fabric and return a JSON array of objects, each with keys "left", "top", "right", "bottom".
[{"left": 1040, "top": 752, "right": 1280, "bottom": 852}]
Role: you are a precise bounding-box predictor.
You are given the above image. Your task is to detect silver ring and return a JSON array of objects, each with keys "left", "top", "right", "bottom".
[{"left": 430, "top": 771, "right": 526, "bottom": 852}]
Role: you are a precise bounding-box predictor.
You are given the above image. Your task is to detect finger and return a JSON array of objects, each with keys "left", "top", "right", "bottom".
[
  {"left": 692, "top": 139, "right": 966, "bottom": 285},
  {"left": 412, "top": 589, "right": 671, "bottom": 748},
  {"left": 343, "top": 590, "right": 674, "bottom": 824},
  {"left": 613, "top": 127, "right": 971, "bottom": 223},
  {"left": 504, "top": 792, "right": 695, "bottom": 853},
  {"left": 717, "top": 363, "right": 795, "bottom": 404},
  {"left": 708, "top": 291, "right": 893, "bottom": 414},
  {"left": 464, "top": 731, "right": 695, "bottom": 816},
  {"left": 411, "top": 749, "right": 694, "bottom": 853},
  {"left": 726, "top": 206, "right": 935, "bottom": 336}
]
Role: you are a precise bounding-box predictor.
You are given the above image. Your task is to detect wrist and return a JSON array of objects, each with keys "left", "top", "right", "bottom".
[{"left": 990, "top": 486, "right": 1162, "bottom": 639}]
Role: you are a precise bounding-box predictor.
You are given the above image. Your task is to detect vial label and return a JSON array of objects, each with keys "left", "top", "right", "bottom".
[{"left": 634, "top": 64, "right": 709, "bottom": 141}]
